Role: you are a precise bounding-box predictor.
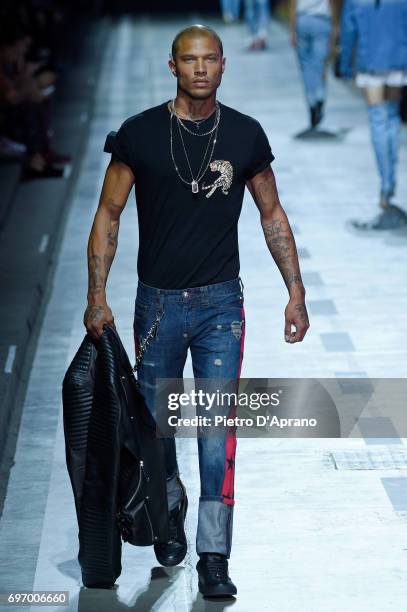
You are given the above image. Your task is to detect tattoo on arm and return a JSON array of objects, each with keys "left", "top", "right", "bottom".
[
  {"left": 251, "top": 168, "right": 304, "bottom": 293},
  {"left": 261, "top": 218, "right": 302, "bottom": 291},
  {"left": 87, "top": 199, "right": 121, "bottom": 299},
  {"left": 104, "top": 217, "right": 119, "bottom": 277},
  {"left": 88, "top": 254, "right": 104, "bottom": 295}
]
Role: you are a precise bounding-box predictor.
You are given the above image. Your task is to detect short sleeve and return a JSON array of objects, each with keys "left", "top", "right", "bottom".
[
  {"left": 245, "top": 122, "right": 275, "bottom": 180},
  {"left": 103, "top": 121, "right": 134, "bottom": 170}
]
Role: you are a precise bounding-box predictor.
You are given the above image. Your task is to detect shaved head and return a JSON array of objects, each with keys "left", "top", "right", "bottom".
[{"left": 171, "top": 24, "right": 223, "bottom": 60}]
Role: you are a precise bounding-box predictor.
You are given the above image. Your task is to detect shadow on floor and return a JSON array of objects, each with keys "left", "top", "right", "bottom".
[
  {"left": 71, "top": 564, "right": 238, "bottom": 611},
  {"left": 293, "top": 126, "right": 351, "bottom": 140}
]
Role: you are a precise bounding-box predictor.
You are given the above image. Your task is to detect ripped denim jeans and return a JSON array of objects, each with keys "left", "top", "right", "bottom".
[{"left": 133, "top": 276, "right": 245, "bottom": 558}]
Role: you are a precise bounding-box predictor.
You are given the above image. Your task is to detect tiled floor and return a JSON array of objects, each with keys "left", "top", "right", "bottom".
[{"left": 1, "top": 14, "right": 407, "bottom": 612}]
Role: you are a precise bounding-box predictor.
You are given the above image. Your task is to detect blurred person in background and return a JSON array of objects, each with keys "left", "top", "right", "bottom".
[
  {"left": 220, "top": 0, "right": 241, "bottom": 23},
  {"left": 290, "top": 0, "right": 339, "bottom": 129},
  {"left": 244, "top": 0, "right": 271, "bottom": 49},
  {"left": 0, "top": 26, "right": 65, "bottom": 178},
  {"left": 339, "top": 0, "right": 407, "bottom": 212}
]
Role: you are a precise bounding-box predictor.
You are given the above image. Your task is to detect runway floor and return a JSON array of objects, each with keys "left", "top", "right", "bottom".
[{"left": 1, "top": 14, "right": 407, "bottom": 612}]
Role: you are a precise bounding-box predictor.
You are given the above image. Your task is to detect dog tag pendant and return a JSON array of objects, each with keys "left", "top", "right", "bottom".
[{"left": 191, "top": 180, "right": 198, "bottom": 194}]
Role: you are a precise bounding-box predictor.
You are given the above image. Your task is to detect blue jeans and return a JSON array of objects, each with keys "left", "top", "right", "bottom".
[
  {"left": 133, "top": 276, "right": 246, "bottom": 557},
  {"left": 296, "top": 13, "right": 332, "bottom": 107},
  {"left": 244, "top": 0, "right": 270, "bottom": 37},
  {"left": 367, "top": 100, "right": 401, "bottom": 196},
  {"left": 221, "top": 0, "right": 241, "bottom": 20}
]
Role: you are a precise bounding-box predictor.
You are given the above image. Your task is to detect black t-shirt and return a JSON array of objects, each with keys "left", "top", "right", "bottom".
[{"left": 104, "top": 100, "right": 275, "bottom": 289}]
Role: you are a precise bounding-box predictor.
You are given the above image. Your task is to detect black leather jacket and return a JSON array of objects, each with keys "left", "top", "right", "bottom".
[{"left": 62, "top": 324, "right": 169, "bottom": 587}]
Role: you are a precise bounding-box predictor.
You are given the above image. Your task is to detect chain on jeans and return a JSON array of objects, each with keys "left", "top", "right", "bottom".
[{"left": 133, "top": 310, "right": 164, "bottom": 373}]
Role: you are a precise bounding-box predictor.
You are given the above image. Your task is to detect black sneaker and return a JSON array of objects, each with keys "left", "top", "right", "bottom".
[
  {"left": 310, "top": 100, "right": 324, "bottom": 128},
  {"left": 310, "top": 104, "right": 317, "bottom": 128},
  {"left": 196, "top": 552, "right": 237, "bottom": 597},
  {"left": 154, "top": 478, "right": 188, "bottom": 566},
  {"left": 83, "top": 581, "right": 115, "bottom": 589},
  {"left": 315, "top": 99, "right": 324, "bottom": 125}
]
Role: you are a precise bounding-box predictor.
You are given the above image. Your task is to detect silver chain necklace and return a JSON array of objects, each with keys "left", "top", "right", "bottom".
[
  {"left": 170, "top": 99, "right": 220, "bottom": 137},
  {"left": 177, "top": 119, "right": 215, "bottom": 190},
  {"left": 170, "top": 105, "right": 220, "bottom": 193}
]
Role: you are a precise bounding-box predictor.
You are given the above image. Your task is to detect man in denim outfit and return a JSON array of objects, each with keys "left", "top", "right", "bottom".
[
  {"left": 340, "top": 0, "right": 407, "bottom": 216},
  {"left": 84, "top": 24, "right": 309, "bottom": 598},
  {"left": 290, "top": 0, "right": 339, "bottom": 128}
]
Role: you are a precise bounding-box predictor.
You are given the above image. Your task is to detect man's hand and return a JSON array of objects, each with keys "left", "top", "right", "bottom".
[
  {"left": 83, "top": 300, "right": 115, "bottom": 340},
  {"left": 284, "top": 298, "right": 310, "bottom": 343}
]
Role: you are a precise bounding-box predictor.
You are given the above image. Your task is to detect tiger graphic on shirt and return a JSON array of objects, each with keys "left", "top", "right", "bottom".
[{"left": 202, "top": 160, "right": 233, "bottom": 198}]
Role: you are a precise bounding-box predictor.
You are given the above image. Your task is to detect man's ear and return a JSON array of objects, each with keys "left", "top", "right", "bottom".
[
  {"left": 221, "top": 57, "right": 226, "bottom": 74},
  {"left": 168, "top": 57, "right": 177, "bottom": 77}
]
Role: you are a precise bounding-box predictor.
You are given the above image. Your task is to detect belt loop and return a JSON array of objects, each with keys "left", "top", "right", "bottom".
[
  {"left": 156, "top": 289, "right": 164, "bottom": 313},
  {"left": 201, "top": 284, "right": 209, "bottom": 306},
  {"left": 238, "top": 277, "right": 244, "bottom": 293}
]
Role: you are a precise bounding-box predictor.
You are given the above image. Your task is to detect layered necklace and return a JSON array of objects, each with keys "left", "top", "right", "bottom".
[{"left": 169, "top": 98, "right": 220, "bottom": 194}]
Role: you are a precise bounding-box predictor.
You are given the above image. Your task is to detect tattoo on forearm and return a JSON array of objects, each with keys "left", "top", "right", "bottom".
[
  {"left": 286, "top": 272, "right": 303, "bottom": 287},
  {"left": 250, "top": 167, "right": 304, "bottom": 295},
  {"left": 88, "top": 254, "right": 104, "bottom": 294},
  {"left": 262, "top": 219, "right": 290, "bottom": 264},
  {"left": 103, "top": 254, "right": 114, "bottom": 276},
  {"left": 261, "top": 219, "right": 302, "bottom": 289},
  {"left": 107, "top": 229, "right": 116, "bottom": 247},
  {"left": 104, "top": 220, "right": 119, "bottom": 275},
  {"left": 107, "top": 217, "right": 119, "bottom": 247},
  {"left": 88, "top": 216, "right": 120, "bottom": 296}
]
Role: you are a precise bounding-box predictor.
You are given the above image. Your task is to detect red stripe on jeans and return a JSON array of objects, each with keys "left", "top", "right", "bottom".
[{"left": 221, "top": 302, "right": 245, "bottom": 505}]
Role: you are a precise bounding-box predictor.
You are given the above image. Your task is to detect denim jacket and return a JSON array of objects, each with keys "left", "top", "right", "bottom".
[{"left": 339, "top": 0, "right": 407, "bottom": 77}]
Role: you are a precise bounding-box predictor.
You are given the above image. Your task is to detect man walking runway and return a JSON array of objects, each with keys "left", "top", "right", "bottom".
[{"left": 84, "top": 24, "right": 309, "bottom": 598}]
